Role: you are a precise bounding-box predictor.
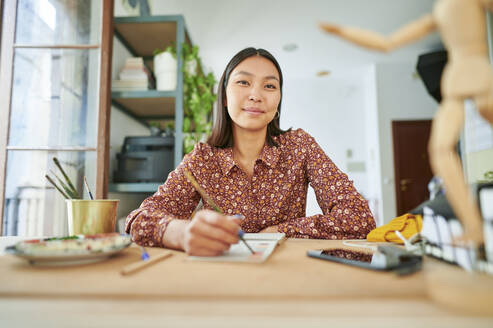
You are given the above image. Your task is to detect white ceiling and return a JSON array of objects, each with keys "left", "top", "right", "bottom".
[{"left": 116, "top": 0, "right": 443, "bottom": 79}]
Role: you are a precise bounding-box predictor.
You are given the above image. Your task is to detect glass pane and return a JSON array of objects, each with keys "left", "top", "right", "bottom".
[
  {"left": 3, "top": 150, "right": 97, "bottom": 237},
  {"left": 15, "top": 0, "right": 101, "bottom": 45},
  {"left": 8, "top": 48, "right": 99, "bottom": 147}
]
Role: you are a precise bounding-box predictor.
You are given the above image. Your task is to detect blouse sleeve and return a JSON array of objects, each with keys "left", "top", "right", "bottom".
[
  {"left": 278, "top": 130, "right": 376, "bottom": 239},
  {"left": 124, "top": 148, "right": 201, "bottom": 247}
]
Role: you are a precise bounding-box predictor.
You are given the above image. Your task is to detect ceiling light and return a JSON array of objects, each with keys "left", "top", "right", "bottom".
[
  {"left": 316, "top": 70, "right": 331, "bottom": 77},
  {"left": 282, "top": 43, "right": 298, "bottom": 52}
]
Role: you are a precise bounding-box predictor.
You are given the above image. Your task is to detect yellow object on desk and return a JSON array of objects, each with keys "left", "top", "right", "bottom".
[
  {"left": 366, "top": 213, "right": 423, "bottom": 244},
  {"left": 66, "top": 199, "right": 119, "bottom": 235}
]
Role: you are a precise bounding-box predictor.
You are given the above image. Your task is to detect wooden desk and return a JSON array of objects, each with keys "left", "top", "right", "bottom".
[{"left": 0, "top": 239, "right": 492, "bottom": 327}]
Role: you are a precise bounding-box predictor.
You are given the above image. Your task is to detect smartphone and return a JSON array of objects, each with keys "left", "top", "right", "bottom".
[
  {"left": 307, "top": 245, "right": 421, "bottom": 274},
  {"left": 307, "top": 248, "right": 392, "bottom": 271}
]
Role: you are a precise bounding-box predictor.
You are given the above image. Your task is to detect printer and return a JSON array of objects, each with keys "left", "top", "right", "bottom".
[{"left": 114, "top": 135, "right": 174, "bottom": 183}]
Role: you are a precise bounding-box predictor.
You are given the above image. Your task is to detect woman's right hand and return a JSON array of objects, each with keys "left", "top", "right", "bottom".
[{"left": 181, "top": 209, "right": 241, "bottom": 256}]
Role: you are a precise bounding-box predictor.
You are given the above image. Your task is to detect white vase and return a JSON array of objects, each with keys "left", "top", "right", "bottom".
[{"left": 154, "top": 51, "right": 177, "bottom": 91}]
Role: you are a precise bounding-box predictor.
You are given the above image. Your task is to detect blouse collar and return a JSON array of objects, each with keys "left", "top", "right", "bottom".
[{"left": 216, "top": 143, "right": 280, "bottom": 175}]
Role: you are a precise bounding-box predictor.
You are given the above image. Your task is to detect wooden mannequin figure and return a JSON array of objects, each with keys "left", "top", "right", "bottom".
[{"left": 321, "top": 0, "right": 493, "bottom": 244}]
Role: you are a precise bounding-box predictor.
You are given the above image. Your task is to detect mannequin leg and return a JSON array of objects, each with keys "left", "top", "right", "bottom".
[
  {"left": 428, "top": 98, "right": 484, "bottom": 244},
  {"left": 475, "top": 88, "right": 493, "bottom": 124}
]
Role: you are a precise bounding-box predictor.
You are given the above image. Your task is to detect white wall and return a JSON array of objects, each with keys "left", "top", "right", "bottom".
[
  {"left": 363, "top": 64, "right": 383, "bottom": 225},
  {"left": 463, "top": 100, "right": 493, "bottom": 183},
  {"left": 282, "top": 67, "right": 369, "bottom": 216},
  {"left": 374, "top": 61, "right": 437, "bottom": 223},
  {"left": 282, "top": 61, "right": 437, "bottom": 223}
]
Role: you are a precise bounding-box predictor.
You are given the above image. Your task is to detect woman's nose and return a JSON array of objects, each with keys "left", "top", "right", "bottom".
[
  {"left": 248, "top": 94, "right": 260, "bottom": 102},
  {"left": 248, "top": 86, "right": 262, "bottom": 102}
]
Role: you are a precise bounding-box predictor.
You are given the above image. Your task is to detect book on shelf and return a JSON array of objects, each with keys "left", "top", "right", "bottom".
[
  {"left": 112, "top": 80, "right": 148, "bottom": 91},
  {"left": 112, "top": 57, "right": 155, "bottom": 91}
]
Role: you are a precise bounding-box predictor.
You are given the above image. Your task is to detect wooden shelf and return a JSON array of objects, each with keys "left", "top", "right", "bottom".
[
  {"left": 114, "top": 16, "right": 191, "bottom": 59},
  {"left": 112, "top": 90, "right": 176, "bottom": 98},
  {"left": 112, "top": 90, "right": 176, "bottom": 121},
  {"left": 109, "top": 182, "right": 161, "bottom": 193},
  {"left": 111, "top": 15, "right": 188, "bottom": 187}
]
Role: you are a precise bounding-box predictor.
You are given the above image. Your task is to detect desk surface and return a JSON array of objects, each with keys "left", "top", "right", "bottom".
[
  {"left": 0, "top": 239, "right": 425, "bottom": 299},
  {"left": 1, "top": 238, "right": 492, "bottom": 327}
]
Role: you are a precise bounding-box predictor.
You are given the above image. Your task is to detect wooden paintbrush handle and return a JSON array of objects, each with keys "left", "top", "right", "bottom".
[{"left": 120, "top": 251, "right": 173, "bottom": 276}]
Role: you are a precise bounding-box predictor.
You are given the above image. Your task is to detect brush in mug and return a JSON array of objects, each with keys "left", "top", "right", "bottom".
[{"left": 45, "top": 157, "right": 80, "bottom": 199}]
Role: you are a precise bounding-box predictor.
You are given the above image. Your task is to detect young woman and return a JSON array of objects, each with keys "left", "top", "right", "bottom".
[{"left": 125, "top": 47, "right": 376, "bottom": 256}]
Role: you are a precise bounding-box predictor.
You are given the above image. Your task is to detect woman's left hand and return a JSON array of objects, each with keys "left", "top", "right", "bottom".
[{"left": 259, "top": 225, "right": 279, "bottom": 233}]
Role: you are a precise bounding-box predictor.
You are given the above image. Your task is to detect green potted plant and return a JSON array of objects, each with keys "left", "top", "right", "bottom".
[
  {"left": 155, "top": 43, "right": 217, "bottom": 154},
  {"left": 181, "top": 43, "right": 217, "bottom": 153}
]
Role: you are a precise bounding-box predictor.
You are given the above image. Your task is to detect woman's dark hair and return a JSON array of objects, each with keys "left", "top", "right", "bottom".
[{"left": 207, "top": 47, "right": 291, "bottom": 148}]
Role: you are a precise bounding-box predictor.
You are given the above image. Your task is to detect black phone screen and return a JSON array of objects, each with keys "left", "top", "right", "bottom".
[{"left": 307, "top": 248, "right": 393, "bottom": 271}]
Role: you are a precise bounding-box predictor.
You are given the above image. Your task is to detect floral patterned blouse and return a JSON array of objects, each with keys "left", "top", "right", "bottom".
[{"left": 125, "top": 128, "right": 376, "bottom": 247}]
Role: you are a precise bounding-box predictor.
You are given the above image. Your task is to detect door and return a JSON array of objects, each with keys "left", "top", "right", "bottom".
[{"left": 392, "top": 120, "right": 433, "bottom": 215}]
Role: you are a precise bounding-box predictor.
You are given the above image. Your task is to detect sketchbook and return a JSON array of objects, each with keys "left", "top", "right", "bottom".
[{"left": 188, "top": 233, "right": 286, "bottom": 263}]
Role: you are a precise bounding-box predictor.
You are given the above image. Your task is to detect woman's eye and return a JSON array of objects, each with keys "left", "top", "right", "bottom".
[
  {"left": 236, "top": 80, "right": 249, "bottom": 86},
  {"left": 265, "top": 84, "right": 277, "bottom": 89}
]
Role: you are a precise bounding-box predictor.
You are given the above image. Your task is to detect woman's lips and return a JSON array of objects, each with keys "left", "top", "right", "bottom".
[{"left": 243, "top": 107, "right": 265, "bottom": 115}]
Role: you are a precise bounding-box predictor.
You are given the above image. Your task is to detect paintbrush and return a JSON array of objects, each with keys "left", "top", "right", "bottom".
[
  {"left": 121, "top": 249, "right": 173, "bottom": 276},
  {"left": 183, "top": 169, "right": 255, "bottom": 254},
  {"left": 53, "top": 157, "right": 80, "bottom": 199},
  {"left": 45, "top": 175, "right": 70, "bottom": 199},
  {"left": 83, "top": 176, "right": 94, "bottom": 200}
]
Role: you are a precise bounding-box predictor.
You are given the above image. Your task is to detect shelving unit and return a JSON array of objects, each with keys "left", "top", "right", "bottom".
[
  {"left": 109, "top": 15, "right": 191, "bottom": 193},
  {"left": 109, "top": 182, "right": 161, "bottom": 193}
]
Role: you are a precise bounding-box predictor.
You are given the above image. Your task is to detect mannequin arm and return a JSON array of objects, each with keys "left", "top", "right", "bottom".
[
  {"left": 320, "top": 14, "right": 436, "bottom": 52},
  {"left": 480, "top": 0, "right": 493, "bottom": 11}
]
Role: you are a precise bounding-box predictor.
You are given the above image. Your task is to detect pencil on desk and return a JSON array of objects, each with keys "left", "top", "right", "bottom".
[
  {"left": 183, "top": 169, "right": 256, "bottom": 254},
  {"left": 120, "top": 251, "right": 173, "bottom": 276}
]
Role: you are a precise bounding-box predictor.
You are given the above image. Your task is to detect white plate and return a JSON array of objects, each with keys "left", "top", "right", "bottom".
[{"left": 6, "top": 233, "right": 132, "bottom": 266}]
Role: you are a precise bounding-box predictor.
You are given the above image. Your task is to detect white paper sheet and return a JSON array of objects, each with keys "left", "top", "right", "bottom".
[{"left": 188, "top": 233, "right": 285, "bottom": 263}]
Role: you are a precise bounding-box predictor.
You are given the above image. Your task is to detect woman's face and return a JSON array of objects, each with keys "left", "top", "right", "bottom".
[{"left": 225, "top": 56, "right": 281, "bottom": 133}]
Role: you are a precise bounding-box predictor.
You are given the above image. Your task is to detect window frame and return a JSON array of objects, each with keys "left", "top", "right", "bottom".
[{"left": 0, "top": 0, "right": 114, "bottom": 235}]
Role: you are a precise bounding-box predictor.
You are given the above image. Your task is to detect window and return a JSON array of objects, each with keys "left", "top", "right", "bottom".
[{"left": 0, "top": 0, "right": 113, "bottom": 236}]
